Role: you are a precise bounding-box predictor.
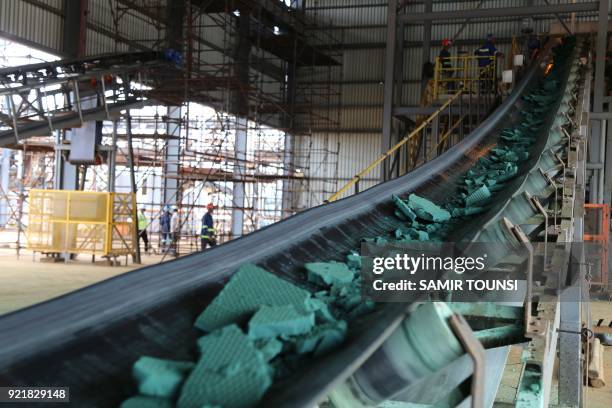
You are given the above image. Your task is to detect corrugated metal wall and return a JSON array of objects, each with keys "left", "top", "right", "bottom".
[
  {"left": 0, "top": 0, "right": 162, "bottom": 56},
  {"left": 298, "top": 0, "right": 603, "bottom": 206},
  {"left": 0, "top": 0, "right": 63, "bottom": 53}
]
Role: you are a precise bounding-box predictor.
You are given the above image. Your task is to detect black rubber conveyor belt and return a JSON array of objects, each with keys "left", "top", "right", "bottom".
[{"left": 0, "top": 47, "right": 559, "bottom": 407}]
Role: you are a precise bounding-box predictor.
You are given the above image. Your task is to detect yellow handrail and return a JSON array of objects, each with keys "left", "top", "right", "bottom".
[
  {"left": 433, "top": 55, "right": 496, "bottom": 99},
  {"left": 327, "top": 90, "right": 464, "bottom": 202}
]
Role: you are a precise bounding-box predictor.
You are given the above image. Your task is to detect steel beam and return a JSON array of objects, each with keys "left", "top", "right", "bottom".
[
  {"left": 62, "top": 0, "right": 87, "bottom": 58},
  {"left": 0, "top": 99, "right": 148, "bottom": 146},
  {"left": 0, "top": 149, "right": 10, "bottom": 227},
  {"left": 381, "top": 1, "right": 398, "bottom": 181},
  {"left": 542, "top": 0, "right": 573, "bottom": 36},
  {"left": 400, "top": 2, "right": 599, "bottom": 23},
  {"left": 394, "top": 103, "right": 488, "bottom": 117}
]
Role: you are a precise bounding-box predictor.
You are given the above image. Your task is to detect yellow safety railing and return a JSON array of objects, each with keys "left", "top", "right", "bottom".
[
  {"left": 433, "top": 55, "right": 497, "bottom": 99},
  {"left": 327, "top": 91, "right": 465, "bottom": 202},
  {"left": 27, "top": 189, "right": 135, "bottom": 257}
]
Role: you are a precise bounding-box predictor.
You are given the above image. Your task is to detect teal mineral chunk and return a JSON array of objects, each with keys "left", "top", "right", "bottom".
[
  {"left": 181, "top": 325, "right": 272, "bottom": 408},
  {"left": 465, "top": 185, "right": 491, "bottom": 207},
  {"left": 394, "top": 209, "right": 409, "bottom": 221},
  {"left": 452, "top": 206, "right": 485, "bottom": 217},
  {"left": 425, "top": 223, "right": 442, "bottom": 234},
  {"left": 248, "top": 305, "right": 315, "bottom": 339},
  {"left": 304, "top": 297, "right": 336, "bottom": 323},
  {"left": 346, "top": 252, "right": 362, "bottom": 270},
  {"left": 407, "top": 194, "right": 451, "bottom": 222},
  {"left": 254, "top": 338, "right": 283, "bottom": 362},
  {"left": 495, "top": 166, "right": 518, "bottom": 183},
  {"left": 362, "top": 236, "right": 389, "bottom": 246},
  {"left": 120, "top": 396, "right": 174, "bottom": 408},
  {"left": 477, "top": 156, "right": 494, "bottom": 167},
  {"left": 194, "top": 263, "right": 311, "bottom": 332},
  {"left": 306, "top": 262, "right": 354, "bottom": 287},
  {"left": 295, "top": 319, "right": 348, "bottom": 356},
  {"left": 331, "top": 281, "right": 362, "bottom": 311},
  {"left": 133, "top": 356, "right": 195, "bottom": 399},
  {"left": 348, "top": 300, "right": 376, "bottom": 319},
  {"left": 397, "top": 227, "right": 429, "bottom": 241},
  {"left": 392, "top": 194, "right": 417, "bottom": 221}
]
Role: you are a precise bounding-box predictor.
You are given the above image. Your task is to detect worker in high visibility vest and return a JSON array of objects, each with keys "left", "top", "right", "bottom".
[
  {"left": 137, "top": 207, "right": 149, "bottom": 254},
  {"left": 201, "top": 203, "right": 217, "bottom": 250},
  {"left": 475, "top": 34, "right": 503, "bottom": 93}
]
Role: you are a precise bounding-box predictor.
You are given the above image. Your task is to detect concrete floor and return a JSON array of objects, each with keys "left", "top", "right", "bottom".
[{"left": 0, "top": 248, "right": 169, "bottom": 315}]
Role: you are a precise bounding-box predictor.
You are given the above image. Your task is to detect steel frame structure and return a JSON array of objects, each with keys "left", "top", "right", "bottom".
[
  {"left": 0, "top": 0, "right": 343, "bottom": 257},
  {"left": 381, "top": 0, "right": 607, "bottom": 186}
]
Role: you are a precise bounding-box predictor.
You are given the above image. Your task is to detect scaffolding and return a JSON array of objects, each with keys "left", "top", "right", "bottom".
[{"left": 0, "top": 1, "right": 342, "bottom": 258}]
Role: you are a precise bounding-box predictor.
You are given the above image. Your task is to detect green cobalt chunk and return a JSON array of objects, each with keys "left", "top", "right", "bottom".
[
  {"left": 346, "top": 252, "right": 362, "bottom": 270},
  {"left": 180, "top": 325, "right": 272, "bottom": 408},
  {"left": 133, "top": 356, "right": 195, "bottom": 399},
  {"left": 395, "top": 227, "right": 429, "bottom": 242},
  {"left": 306, "top": 262, "right": 354, "bottom": 287},
  {"left": 254, "top": 337, "right": 284, "bottom": 362},
  {"left": 407, "top": 194, "right": 451, "bottom": 222},
  {"left": 194, "top": 263, "right": 311, "bottom": 332},
  {"left": 392, "top": 194, "right": 417, "bottom": 221},
  {"left": 295, "top": 319, "right": 348, "bottom": 356},
  {"left": 248, "top": 304, "right": 315, "bottom": 340},
  {"left": 465, "top": 185, "right": 491, "bottom": 207},
  {"left": 120, "top": 395, "right": 174, "bottom": 408}
]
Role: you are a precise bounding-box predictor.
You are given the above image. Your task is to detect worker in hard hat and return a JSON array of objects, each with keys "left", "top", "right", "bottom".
[
  {"left": 170, "top": 206, "right": 180, "bottom": 257},
  {"left": 439, "top": 38, "right": 454, "bottom": 92},
  {"left": 475, "top": 34, "right": 503, "bottom": 93},
  {"left": 201, "top": 203, "right": 217, "bottom": 250},
  {"left": 527, "top": 33, "right": 541, "bottom": 61},
  {"left": 160, "top": 205, "right": 171, "bottom": 251},
  {"left": 137, "top": 207, "right": 149, "bottom": 254}
]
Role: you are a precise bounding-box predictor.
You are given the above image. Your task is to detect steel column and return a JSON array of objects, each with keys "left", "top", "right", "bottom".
[
  {"left": 281, "top": 61, "right": 297, "bottom": 217},
  {"left": 62, "top": 0, "right": 87, "bottom": 58},
  {"left": 108, "top": 121, "right": 118, "bottom": 193},
  {"left": 231, "top": 117, "right": 247, "bottom": 239},
  {"left": 126, "top": 113, "right": 141, "bottom": 264},
  {"left": 229, "top": 10, "right": 251, "bottom": 238},
  {"left": 420, "top": 0, "right": 432, "bottom": 93},
  {"left": 163, "top": 106, "right": 181, "bottom": 208},
  {"left": 381, "top": 1, "right": 398, "bottom": 181},
  {"left": 0, "top": 149, "right": 10, "bottom": 227},
  {"left": 594, "top": 0, "right": 612, "bottom": 203}
]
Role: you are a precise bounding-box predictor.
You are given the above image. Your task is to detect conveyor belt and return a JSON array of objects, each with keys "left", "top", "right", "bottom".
[
  {"left": 0, "top": 41, "right": 575, "bottom": 407},
  {"left": 0, "top": 52, "right": 167, "bottom": 146}
]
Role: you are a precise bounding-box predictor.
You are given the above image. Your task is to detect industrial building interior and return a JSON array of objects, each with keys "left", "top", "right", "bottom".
[{"left": 0, "top": 0, "right": 612, "bottom": 407}]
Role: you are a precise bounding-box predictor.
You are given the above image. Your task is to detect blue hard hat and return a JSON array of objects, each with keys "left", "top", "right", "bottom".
[{"left": 486, "top": 33, "right": 495, "bottom": 41}]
